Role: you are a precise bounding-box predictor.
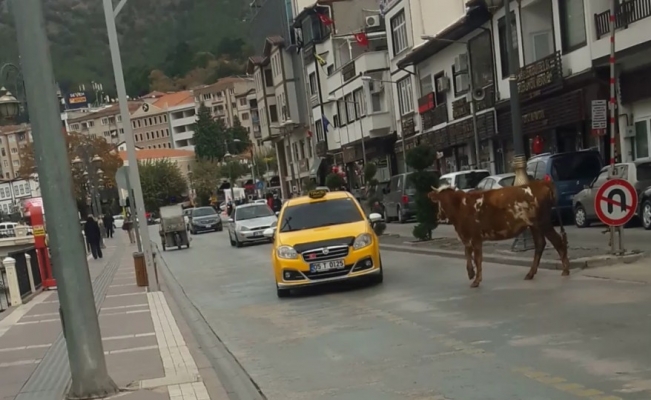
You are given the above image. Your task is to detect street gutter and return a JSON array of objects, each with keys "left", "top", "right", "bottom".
[{"left": 379, "top": 243, "right": 646, "bottom": 270}]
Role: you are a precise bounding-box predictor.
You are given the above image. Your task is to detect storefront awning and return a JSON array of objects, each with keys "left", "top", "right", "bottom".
[
  {"left": 310, "top": 157, "right": 324, "bottom": 177},
  {"left": 397, "top": 2, "right": 491, "bottom": 69}
]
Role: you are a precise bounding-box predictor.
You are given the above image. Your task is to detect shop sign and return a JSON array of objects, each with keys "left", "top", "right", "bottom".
[
  {"left": 517, "top": 51, "right": 563, "bottom": 101},
  {"left": 522, "top": 109, "right": 547, "bottom": 125},
  {"left": 452, "top": 97, "right": 470, "bottom": 120},
  {"left": 591, "top": 100, "right": 608, "bottom": 136},
  {"left": 401, "top": 114, "right": 416, "bottom": 138},
  {"left": 447, "top": 118, "right": 474, "bottom": 146}
]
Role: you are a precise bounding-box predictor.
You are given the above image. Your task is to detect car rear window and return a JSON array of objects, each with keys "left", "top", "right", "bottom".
[
  {"left": 192, "top": 207, "right": 217, "bottom": 217},
  {"left": 279, "top": 198, "right": 363, "bottom": 232},
  {"left": 636, "top": 162, "right": 651, "bottom": 180},
  {"left": 500, "top": 176, "right": 515, "bottom": 187},
  {"left": 456, "top": 171, "right": 490, "bottom": 190},
  {"left": 550, "top": 153, "right": 602, "bottom": 181}
]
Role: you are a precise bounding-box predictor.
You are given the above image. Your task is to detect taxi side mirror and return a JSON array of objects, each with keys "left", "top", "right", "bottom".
[{"left": 263, "top": 228, "right": 274, "bottom": 238}]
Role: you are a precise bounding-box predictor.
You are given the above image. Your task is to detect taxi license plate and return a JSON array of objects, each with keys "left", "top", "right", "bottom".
[{"left": 310, "top": 259, "right": 345, "bottom": 273}]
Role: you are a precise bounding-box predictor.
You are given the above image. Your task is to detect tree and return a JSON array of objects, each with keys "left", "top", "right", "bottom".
[
  {"left": 191, "top": 159, "right": 221, "bottom": 205},
  {"left": 406, "top": 145, "right": 439, "bottom": 241},
  {"left": 218, "top": 160, "right": 249, "bottom": 182},
  {"left": 193, "top": 105, "right": 225, "bottom": 161},
  {"left": 138, "top": 159, "right": 187, "bottom": 212},
  {"left": 228, "top": 116, "right": 251, "bottom": 154},
  {"left": 252, "top": 147, "right": 277, "bottom": 177},
  {"left": 325, "top": 173, "right": 345, "bottom": 190},
  {"left": 17, "top": 131, "right": 122, "bottom": 204}
]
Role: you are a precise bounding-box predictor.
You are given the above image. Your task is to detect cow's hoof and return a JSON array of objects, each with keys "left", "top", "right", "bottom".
[
  {"left": 561, "top": 270, "right": 570, "bottom": 276},
  {"left": 470, "top": 281, "right": 480, "bottom": 288},
  {"left": 467, "top": 270, "right": 475, "bottom": 280},
  {"left": 524, "top": 273, "right": 534, "bottom": 280}
]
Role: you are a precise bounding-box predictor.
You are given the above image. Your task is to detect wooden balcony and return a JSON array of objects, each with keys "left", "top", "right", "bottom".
[{"left": 595, "top": 0, "right": 651, "bottom": 39}]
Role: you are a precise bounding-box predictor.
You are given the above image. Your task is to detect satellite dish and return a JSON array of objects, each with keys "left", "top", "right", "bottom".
[{"left": 472, "top": 88, "right": 485, "bottom": 101}]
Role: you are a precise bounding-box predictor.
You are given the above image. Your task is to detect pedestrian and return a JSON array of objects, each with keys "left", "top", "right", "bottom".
[
  {"left": 271, "top": 194, "right": 282, "bottom": 213},
  {"left": 84, "top": 215, "right": 103, "bottom": 259},
  {"left": 123, "top": 213, "right": 135, "bottom": 244},
  {"left": 103, "top": 214, "right": 115, "bottom": 238}
]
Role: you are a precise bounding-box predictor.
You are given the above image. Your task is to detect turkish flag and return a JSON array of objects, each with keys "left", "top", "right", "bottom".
[
  {"left": 354, "top": 32, "right": 369, "bottom": 47},
  {"left": 307, "top": 130, "right": 313, "bottom": 138},
  {"left": 318, "top": 13, "right": 334, "bottom": 26}
]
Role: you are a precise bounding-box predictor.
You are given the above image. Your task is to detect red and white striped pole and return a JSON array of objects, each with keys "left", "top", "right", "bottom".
[
  {"left": 609, "top": 0, "right": 617, "bottom": 172},
  {"left": 608, "top": 0, "right": 618, "bottom": 253}
]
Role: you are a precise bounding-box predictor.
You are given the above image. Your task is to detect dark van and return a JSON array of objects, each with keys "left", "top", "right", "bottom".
[{"left": 526, "top": 150, "right": 603, "bottom": 216}]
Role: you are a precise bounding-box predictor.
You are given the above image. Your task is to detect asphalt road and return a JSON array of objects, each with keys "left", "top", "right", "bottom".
[
  {"left": 153, "top": 227, "right": 651, "bottom": 400},
  {"left": 383, "top": 221, "right": 651, "bottom": 251}
]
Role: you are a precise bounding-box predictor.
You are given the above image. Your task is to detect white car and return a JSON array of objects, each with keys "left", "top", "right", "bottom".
[
  {"left": 113, "top": 215, "right": 124, "bottom": 229},
  {"left": 439, "top": 170, "right": 490, "bottom": 192}
]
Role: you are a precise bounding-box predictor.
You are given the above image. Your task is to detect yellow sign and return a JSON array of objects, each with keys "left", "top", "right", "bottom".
[
  {"left": 308, "top": 189, "right": 327, "bottom": 199},
  {"left": 33, "top": 225, "right": 45, "bottom": 237}
]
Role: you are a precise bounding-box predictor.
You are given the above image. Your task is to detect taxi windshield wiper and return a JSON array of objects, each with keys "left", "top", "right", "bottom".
[{"left": 280, "top": 216, "right": 293, "bottom": 232}]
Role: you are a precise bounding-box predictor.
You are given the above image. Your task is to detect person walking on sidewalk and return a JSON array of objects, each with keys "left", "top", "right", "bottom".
[
  {"left": 103, "top": 214, "right": 115, "bottom": 238},
  {"left": 84, "top": 215, "right": 103, "bottom": 259},
  {"left": 123, "top": 213, "right": 135, "bottom": 244}
]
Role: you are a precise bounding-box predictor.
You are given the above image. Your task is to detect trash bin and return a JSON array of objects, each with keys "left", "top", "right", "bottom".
[{"left": 133, "top": 252, "right": 148, "bottom": 287}]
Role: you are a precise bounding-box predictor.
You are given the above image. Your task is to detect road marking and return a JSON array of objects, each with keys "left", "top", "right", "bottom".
[
  {"left": 104, "top": 345, "right": 158, "bottom": 355},
  {"left": 513, "top": 367, "right": 620, "bottom": 400},
  {"left": 100, "top": 309, "right": 149, "bottom": 317},
  {"left": 0, "top": 344, "right": 51, "bottom": 353},
  {"left": 103, "top": 332, "right": 156, "bottom": 341},
  {"left": 101, "top": 304, "right": 149, "bottom": 311},
  {"left": 15, "top": 318, "right": 59, "bottom": 325},
  {"left": 21, "top": 312, "right": 59, "bottom": 319},
  {"left": 105, "top": 292, "right": 146, "bottom": 298},
  {"left": 109, "top": 283, "right": 136, "bottom": 288},
  {"left": 0, "top": 292, "right": 51, "bottom": 338},
  {"left": 0, "top": 359, "right": 41, "bottom": 368}
]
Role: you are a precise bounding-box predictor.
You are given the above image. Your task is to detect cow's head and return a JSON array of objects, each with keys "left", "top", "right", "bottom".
[{"left": 428, "top": 185, "right": 455, "bottom": 221}]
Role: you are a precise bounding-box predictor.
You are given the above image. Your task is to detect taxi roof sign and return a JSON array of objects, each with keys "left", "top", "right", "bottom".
[{"left": 308, "top": 189, "right": 328, "bottom": 199}]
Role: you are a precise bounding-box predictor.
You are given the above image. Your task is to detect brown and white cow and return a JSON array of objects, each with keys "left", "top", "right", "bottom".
[{"left": 428, "top": 180, "right": 569, "bottom": 288}]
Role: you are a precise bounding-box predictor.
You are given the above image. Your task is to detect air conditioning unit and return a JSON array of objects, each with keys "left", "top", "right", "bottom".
[
  {"left": 454, "top": 54, "right": 469, "bottom": 72},
  {"left": 366, "top": 15, "right": 381, "bottom": 28},
  {"left": 455, "top": 74, "right": 470, "bottom": 92},
  {"left": 369, "top": 81, "right": 383, "bottom": 94},
  {"left": 436, "top": 76, "right": 450, "bottom": 92}
]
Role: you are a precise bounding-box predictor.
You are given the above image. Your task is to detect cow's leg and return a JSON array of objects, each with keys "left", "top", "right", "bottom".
[
  {"left": 470, "top": 243, "right": 483, "bottom": 288},
  {"left": 464, "top": 245, "right": 475, "bottom": 280},
  {"left": 543, "top": 227, "right": 570, "bottom": 276},
  {"left": 525, "top": 227, "right": 546, "bottom": 280}
]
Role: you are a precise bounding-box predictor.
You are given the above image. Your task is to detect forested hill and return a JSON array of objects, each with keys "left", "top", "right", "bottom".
[{"left": 0, "top": 0, "right": 249, "bottom": 96}]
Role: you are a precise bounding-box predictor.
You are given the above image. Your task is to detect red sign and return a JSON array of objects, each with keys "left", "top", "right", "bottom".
[{"left": 594, "top": 178, "right": 638, "bottom": 226}]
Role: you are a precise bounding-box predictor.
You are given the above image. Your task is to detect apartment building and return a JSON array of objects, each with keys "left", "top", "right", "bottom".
[
  {"left": 192, "top": 77, "right": 255, "bottom": 128},
  {"left": 0, "top": 178, "right": 40, "bottom": 215},
  {"left": 118, "top": 148, "right": 195, "bottom": 182},
  {"left": 67, "top": 102, "right": 143, "bottom": 144},
  {"left": 130, "top": 102, "right": 173, "bottom": 149},
  {"left": 0, "top": 124, "right": 32, "bottom": 180},
  {"left": 152, "top": 91, "right": 197, "bottom": 150}
]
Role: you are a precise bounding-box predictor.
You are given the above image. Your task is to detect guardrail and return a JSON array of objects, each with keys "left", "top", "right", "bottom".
[
  {"left": 595, "top": 0, "right": 651, "bottom": 39},
  {"left": 0, "top": 247, "right": 42, "bottom": 310}
]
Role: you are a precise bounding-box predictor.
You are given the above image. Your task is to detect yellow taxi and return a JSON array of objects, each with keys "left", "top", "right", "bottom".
[{"left": 263, "top": 189, "right": 384, "bottom": 298}]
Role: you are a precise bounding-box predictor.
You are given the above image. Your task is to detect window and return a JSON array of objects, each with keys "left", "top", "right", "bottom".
[
  {"left": 235, "top": 205, "right": 274, "bottom": 221},
  {"left": 345, "top": 94, "right": 355, "bottom": 123},
  {"left": 101, "top": 118, "right": 108, "bottom": 125},
  {"left": 241, "top": 113, "right": 249, "bottom": 120},
  {"left": 117, "top": 115, "right": 121, "bottom": 122},
  {"left": 452, "top": 55, "right": 470, "bottom": 97},
  {"left": 315, "top": 119, "right": 324, "bottom": 141},
  {"left": 309, "top": 72, "right": 318, "bottom": 96},
  {"left": 307, "top": 136, "right": 313, "bottom": 158},
  {"left": 337, "top": 100, "right": 346, "bottom": 125},
  {"left": 292, "top": 142, "right": 299, "bottom": 161},
  {"left": 498, "top": 12, "right": 519, "bottom": 78},
  {"left": 396, "top": 76, "right": 414, "bottom": 116},
  {"left": 1, "top": 149, "right": 4, "bottom": 156},
  {"left": 390, "top": 10, "right": 408, "bottom": 56},
  {"left": 354, "top": 89, "right": 366, "bottom": 117},
  {"left": 19, "top": 185, "right": 24, "bottom": 195},
  {"left": 550, "top": 153, "right": 602, "bottom": 181},
  {"left": 420, "top": 74, "right": 433, "bottom": 96},
  {"left": 299, "top": 140, "right": 306, "bottom": 159},
  {"left": 10, "top": 148, "right": 16, "bottom": 154},
  {"left": 240, "top": 98, "right": 247, "bottom": 106},
  {"left": 371, "top": 92, "right": 382, "bottom": 113},
  {"left": 279, "top": 198, "right": 363, "bottom": 232},
  {"left": 559, "top": 0, "right": 586, "bottom": 52},
  {"left": 88, "top": 121, "right": 95, "bottom": 127},
  {"left": 264, "top": 69, "right": 274, "bottom": 87},
  {"left": 468, "top": 30, "right": 495, "bottom": 89},
  {"left": 635, "top": 120, "right": 650, "bottom": 159},
  {"left": 531, "top": 31, "right": 553, "bottom": 61},
  {"left": 269, "top": 105, "right": 279, "bottom": 123}
]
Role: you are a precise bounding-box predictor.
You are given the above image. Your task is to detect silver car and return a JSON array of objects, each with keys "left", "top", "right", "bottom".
[
  {"left": 474, "top": 173, "right": 517, "bottom": 190},
  {"left": 228, "top": 203, "right": 278, "bottom": 248}
]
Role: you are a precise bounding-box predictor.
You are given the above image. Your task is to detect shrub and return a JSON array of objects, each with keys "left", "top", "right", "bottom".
[
  {"left": 406, "top": 145, "right": 439, "bottom": 241},
  {"left": 325, "top": 173, "right": 345, "bottom": 190}
]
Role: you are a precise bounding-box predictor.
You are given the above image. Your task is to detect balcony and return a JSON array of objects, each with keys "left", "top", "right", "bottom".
[
  {"left": 328, "top": 52, "right": 388, "bottom": 93},
  {"left": 595, "top": 0, "right": 651, "bottom": 39},
  {"left": 170, "top": 115, "right": 197, "bottom": 127}
]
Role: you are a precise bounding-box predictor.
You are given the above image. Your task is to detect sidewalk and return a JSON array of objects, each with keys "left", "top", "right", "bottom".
[{"left": 0, "top": 235, "right": 227, "bottom": 400}]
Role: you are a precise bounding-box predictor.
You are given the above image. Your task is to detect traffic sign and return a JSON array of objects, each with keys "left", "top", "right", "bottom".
[
  {"left": 256, "top": 180, "right": 264, "bottom": 190},
  {"left": 591, "top": 100, "right": 608, "bottom": 136},
  {"left": 594, "top": 178, "right": 638, "bottom": 226}
]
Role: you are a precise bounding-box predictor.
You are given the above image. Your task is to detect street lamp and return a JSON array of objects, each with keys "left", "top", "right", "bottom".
[
  {"left": 71, "top": 150, "right": 104, "bottom": 218},
  {"left": 224, "top": 138, "right": 241, "bottom": 200},
  {"left": 0, "top": 89, "right": 20, "bottom": 119}
]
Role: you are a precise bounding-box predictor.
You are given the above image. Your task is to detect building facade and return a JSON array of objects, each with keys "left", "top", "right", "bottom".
[
  {"left": 67, "top": 102, "right": 143, "bottom": 145},
  {"left": 0, "top": 178, "right": 40, "bottom": 215},
  {"left": 0, "top": 124, "right": 32, "bottom": 180},
  {"left": 153, "top": 91, "right": 197, "bottom": 150},
  {"left": 130, "top": 102, "right": 174, "bottom": 149}
]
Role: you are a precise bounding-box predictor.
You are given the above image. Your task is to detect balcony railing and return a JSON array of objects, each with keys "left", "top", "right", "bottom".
[{"left": 595, "top": 0, "right": 651, "bottom": 39}]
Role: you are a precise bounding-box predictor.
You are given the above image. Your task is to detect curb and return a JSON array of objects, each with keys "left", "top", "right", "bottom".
[{"left": 379, "top": 243, "right": 647, "bottom": 270}]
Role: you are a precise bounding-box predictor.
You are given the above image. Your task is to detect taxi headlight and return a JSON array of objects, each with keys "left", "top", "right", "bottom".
[
  {"left": 277, "top": 245, "right": 298, "bottom": 259},
  {"left": 353, "top": 233, "right": 372, "bottom": 250}
]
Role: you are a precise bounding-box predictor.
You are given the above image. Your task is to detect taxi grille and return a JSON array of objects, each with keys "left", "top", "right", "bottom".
[{"left": 301, "top": 245, "right": 349, "bottom": 262}]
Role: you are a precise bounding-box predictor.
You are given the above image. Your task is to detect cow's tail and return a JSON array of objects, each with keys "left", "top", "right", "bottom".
[{"left": 548, "top": 182, "right": 567, "bottom": 245}]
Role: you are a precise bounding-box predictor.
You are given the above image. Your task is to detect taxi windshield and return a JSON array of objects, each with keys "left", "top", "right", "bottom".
[{"left": 280, "top": 198, "right": 363, "bottom": 232}]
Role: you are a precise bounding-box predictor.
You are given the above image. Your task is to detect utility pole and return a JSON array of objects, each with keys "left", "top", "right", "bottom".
[
  {"left": 102, "top": 0, "right": 159, "bottom": 291},
  {"left": 11, "top": 0, "right": 118, "bottom": 397}
]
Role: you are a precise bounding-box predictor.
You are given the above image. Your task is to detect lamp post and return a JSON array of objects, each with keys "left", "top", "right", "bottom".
[
  {"left": 0, "top": 63, "right": 26, "bottom": 122},
  {"left": 72, "top": 152, "right": 104, "bottom": 217},
  {"left": 224, "top": 138, "right": 241, "bottom": 201}
]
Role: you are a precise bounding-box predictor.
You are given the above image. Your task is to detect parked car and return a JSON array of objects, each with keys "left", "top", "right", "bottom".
[
  {"left": 526, "top": 150, "right": 603, "bottom": 219},
  {"left": 474, "top": 173, "right": 516, "bottom": 190},
  {"left": 228, "top": 203, "right": 277, "bottom": 247},
  {"left": 572, "top": 160, "right": 651, "bottom": 228},
  {"left": 382, "top": 172, "right": 416, "bottom": 223},
  {"left": 439, "top": 170, "right": 490, "bottom": 192}
]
